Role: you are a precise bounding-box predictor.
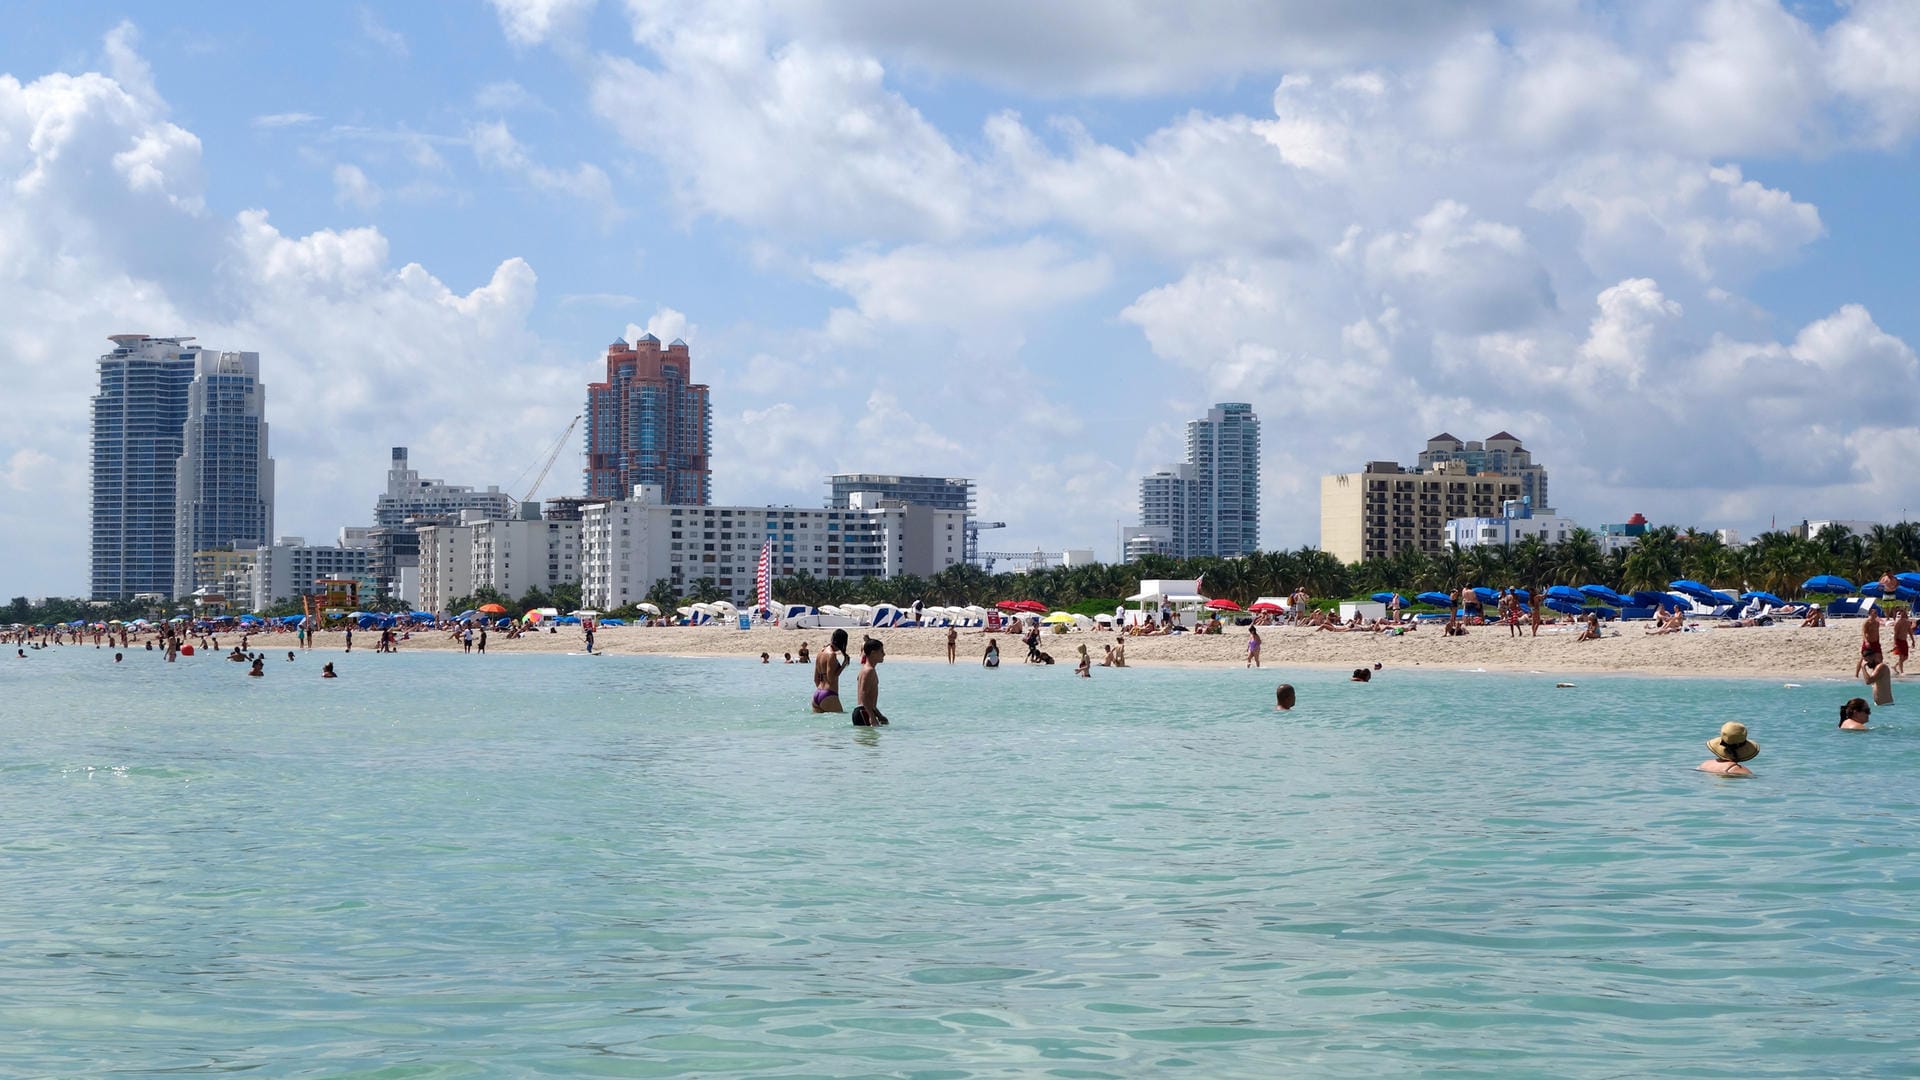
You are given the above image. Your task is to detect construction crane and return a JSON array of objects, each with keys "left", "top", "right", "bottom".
[
  {"left": 513, "top": 414, "right": 583, "bottom": 505},
  {"left": 979, "top": 549, "right": 1053, "bottom": 573},
  {"left": 964, "top": 519, "right": 1005, "bottom": 563}
]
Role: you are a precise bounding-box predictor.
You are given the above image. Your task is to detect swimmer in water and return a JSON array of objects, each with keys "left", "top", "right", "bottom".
[
  {"left": 1839, "top": 697, "right": 1871, "bottom": 730},
  {"left": 1699, "top": 721, "right": 1759, "bottom": 777},
  {"left": 321, "top": 662, "right": 337, "bottom": 678},
  {"left": 851, "top": 637, "right": 889, "bottom": 726},
  {"left": 811, "top": 629, "right": 849, "bottom": 712},
  {"left": 1275, "top": 684, "right": 1295, "bottom": 711},
  {"left": 248, "top": 658, "right": 265, "bottom": 678}
]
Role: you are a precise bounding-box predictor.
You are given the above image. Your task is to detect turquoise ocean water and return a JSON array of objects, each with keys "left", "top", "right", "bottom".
[{"left": 2, "top": 646, "right": 1917, "bottom": 1078}]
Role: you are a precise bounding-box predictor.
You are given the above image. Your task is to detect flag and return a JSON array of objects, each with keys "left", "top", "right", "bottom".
[
  {"left": 756, "top": 536, "right": 773, "bottom": 618},
  {"left": 1194, "top": 573, "right": 1205, "bottom": 597}
]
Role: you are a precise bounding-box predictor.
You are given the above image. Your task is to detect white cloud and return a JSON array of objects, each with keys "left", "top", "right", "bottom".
[
  {"left": 356, "top": 7, "right": 410, "bottom": 58},
  {"left": 469, "top": 119, "right": 620, "bottom": 221},
  {"left": 811, "top": 240, "right": 1111, "bottom": 336},
  {"left": 251, "top": 111, "right": 320, "bottom": 129},
  {"left": 331, "top": 163, "right": 382, "bottom": 209},
  {"left": 1824, "top": 0, "right": 1920, "bottom": 146},
  {"left": 488, "top": 0, "right": 597, "bottom": 47}
]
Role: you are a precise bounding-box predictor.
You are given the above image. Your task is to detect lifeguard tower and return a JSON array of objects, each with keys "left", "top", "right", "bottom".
[{"left": 302, "top": 579, "right": 360, "bottom": 632}]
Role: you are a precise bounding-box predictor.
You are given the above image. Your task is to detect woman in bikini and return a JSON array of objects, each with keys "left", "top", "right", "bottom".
[{"left": 811, "top": 628, "right": 849, "bottom": 712}]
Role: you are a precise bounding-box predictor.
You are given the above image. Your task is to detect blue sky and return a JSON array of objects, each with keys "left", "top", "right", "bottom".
[{"left": 4, "top": 0, "right": 1920, "bottom": 595}]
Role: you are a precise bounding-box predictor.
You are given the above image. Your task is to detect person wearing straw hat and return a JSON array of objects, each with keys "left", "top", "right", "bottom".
[{"left": 1699, "top": 722, "right": 1759, "bottom": 777}]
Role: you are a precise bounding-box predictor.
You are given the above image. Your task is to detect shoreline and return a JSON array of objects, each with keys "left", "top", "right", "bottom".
[{"left": 185, "top": 620, "right": 1880, "bottom": 682}]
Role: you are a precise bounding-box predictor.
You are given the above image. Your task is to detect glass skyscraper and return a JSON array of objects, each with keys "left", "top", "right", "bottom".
[
  {"left": 173, "top": 349, "right": 274, "bottom": 597},
  {"left": 586, "top": 334, "right": 711, "bottom": 504},
  {"left": 1131, "top": 402, "right": 1262, "bottom": 560},
  {"left": 90, "top": 335, "right": 198, "bottom": 600}
]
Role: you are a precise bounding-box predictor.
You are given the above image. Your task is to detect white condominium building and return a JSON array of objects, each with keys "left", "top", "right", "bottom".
[
  {"left": 417, "top": 511, "right": 581, "bottom": 614},
  {"left": 581, "top": 485, "right": 967, "bottom": 610}
]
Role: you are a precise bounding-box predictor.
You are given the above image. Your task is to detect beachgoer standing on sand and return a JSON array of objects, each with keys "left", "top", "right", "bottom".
[
  {"left": 1529, "top": 596, "right": 1543, "bottom": 638},
  {"left": 852, "top": 638, "right": 889, "bottom": 726},
  {"left": 1861, "top": 608, "right": 1883, "bottom": 670},
  {"left": 946, "top": 626, "right": 957, "bottom": 664},
  {"left": 1893, "top": 609, "right": 1913, "bottom": 675},
  {"left": 1246, "top": 625, "right": 1261, "bottom": 668},
  {"left": 1699, "top": 721, "right": 1758, "bottom": 777},
  {"left": 811, "top": 629, "right": 849, "bottom": 712},
  {"left": 1839, "top": 697, "right": 1871, "bottom": 730}
]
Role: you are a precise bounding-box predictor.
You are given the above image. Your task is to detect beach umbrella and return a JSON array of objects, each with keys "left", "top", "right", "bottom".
[
  {"left": 1042, "top": 612, "right": 1076, "bottom": 624},
  {"left": 1544, "top": 597, "right": 1586, "bottom": 615},
  {"left": 1415, "top": 591, "right": 1453, "bottom": 606},
  {"left": 1580, "top": 584, "right": 1629, "bottom": 606},
  {"left": 1015, "top": 600, "right": 1048, "bottom": 613},
  {"left": 1740, "top": 591, "right": 1789, "bottom": 607},
  {"left": 1667, "top": 580, "right": 1721, "bottom": 603},
  {"left": 1471, "top": 587, "right": 1499, "bottom": 603},
  {"left": 1248, "top": 601, "right": 1284, "bottom": 613},
  {"left": 1627, "top": 590, "right": 1672, "bottom": 608},
  {"left": 1369, "top": 592, "right": 1406, "bottom": 606},
  {"left": 478, "top": 603, "right": 507, "bottom": 614},
  {"left": 1896, "top": 572, "right": 1920, "bottom": 588},
  {"left": 994, "top": 600, "right": 1022, "bottom": 611},
  {"left": 1801, "top": 575, "right": 1855, "bottom": 595},
  {"left": 1207, "top": 598, "right": 1243, "bottom": 611},
  {"left": 637, "top": 603, "right": 661, "bottom": 616},
  {"left": 1862, "top": 582, "right": 1886, "bottom": 597},
  {"left": 1544, "top": 585, "right": 1586, "bottom": 602},
  {"left": 570, "top": 609, "right": 600, "bottom": 617}
]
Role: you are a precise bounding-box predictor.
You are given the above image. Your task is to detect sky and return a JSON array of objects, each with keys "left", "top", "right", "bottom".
[{"left": 3, "top": 0, "right": 1920, "bottom": 595}]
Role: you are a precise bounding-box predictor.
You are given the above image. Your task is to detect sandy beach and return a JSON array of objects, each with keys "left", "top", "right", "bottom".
[{"left": 293, "top": 620, "right": 1876, "bottom": 678}]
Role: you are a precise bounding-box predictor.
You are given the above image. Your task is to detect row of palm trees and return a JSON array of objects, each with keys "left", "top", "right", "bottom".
[{"left": 763, "top": 522, "right": 1920, "bottom": 611}]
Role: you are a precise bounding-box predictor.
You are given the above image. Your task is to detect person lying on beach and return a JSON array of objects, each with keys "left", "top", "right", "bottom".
[
  {"left": 1699, "top": 721, "right": 1758, "bottom": 777},
  {"left": 1839, "top": 697, "right": 1871, "bottom": 730}
]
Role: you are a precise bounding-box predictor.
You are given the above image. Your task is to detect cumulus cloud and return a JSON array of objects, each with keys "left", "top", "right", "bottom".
[
  {"left": 331, "top": 163, "right": 382, "bottom": 209},
  {"left": 469, "top": 119, "right": 620, "bottom": 221},
  {"left": 488, "top": 0, "right": 597, "bottom": 47}
]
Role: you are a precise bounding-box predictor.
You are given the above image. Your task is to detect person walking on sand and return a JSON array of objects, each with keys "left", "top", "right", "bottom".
[
  {"left": 946, "top": 626, "right": 957, "bottom": 664},
  {"left": 1699, "top": 721, "right": 1759, "bottom": 777},
  {"left": 851, "top": 638, "right": 889, "bottom": 726},
  {"left": 1246, "top": 625, "right": 1261, "bottom": 668},
  {"left": 1893, "top": 608, "right": 1913, "bottom": 675},
  {"left": 811, "top": 629, "right": 850, "bottom": 712}
]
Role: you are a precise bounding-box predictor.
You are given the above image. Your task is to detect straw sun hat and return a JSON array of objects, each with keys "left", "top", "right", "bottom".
[{"left": 1706, "top": 721, "right": 1760, "bottom": 763}]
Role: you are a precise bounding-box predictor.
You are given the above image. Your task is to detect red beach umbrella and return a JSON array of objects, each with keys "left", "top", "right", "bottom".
[
  {"left": 1248, "top": 602, "right": 1284, "bottom": 613},
  {"left": 1206, "top": 598, "right": 1243, "bottom": 611}
]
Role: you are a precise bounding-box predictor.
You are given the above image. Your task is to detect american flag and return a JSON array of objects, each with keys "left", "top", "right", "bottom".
[{"left": 756, "top": 536, "right": 773, "bottom": 619}]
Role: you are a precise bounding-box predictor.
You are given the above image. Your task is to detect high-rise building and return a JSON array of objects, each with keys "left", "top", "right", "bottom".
[
  {"left": 90, "top": 335, "right": 200, "bottom": 600},
  {"left": 1416, "top": 432, "right": 1552, "bottom": 513},
  {"left": 416, "top": 507, "right": 581, "bottom": 614},
  {"left": 366, "top": 447, "right": 515, "bottom": 599},
  {"left": 1321, "top": 461, "right": 1523, "bottom": 563},
  {"left": 586, "top": 334, "right": 711, "bottom": 505},
  {"left": 174, "top": 349, "right": 274, "bottom": 597},
  {"left": 581, "top": 486, "right": 965, "bottom": 610},
  {"left": 1127, "top": 403, "right": 1262, "bottom": 561},
  {"left": 827, "top": 473, "right": 977, "bottom": 557}
]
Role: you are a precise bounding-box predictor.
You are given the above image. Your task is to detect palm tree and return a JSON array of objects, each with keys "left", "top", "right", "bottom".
[{"left": 1556, "top": 528, "right": 1608, "bottom": 585}]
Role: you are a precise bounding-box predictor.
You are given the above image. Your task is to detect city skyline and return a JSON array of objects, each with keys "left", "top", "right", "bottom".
[{"left": 8, "top": 4, "right": 1920, "bottom": 594}]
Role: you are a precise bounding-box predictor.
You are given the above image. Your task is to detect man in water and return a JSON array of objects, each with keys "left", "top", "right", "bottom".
[
  {"left": 811, "top": 629, "right": 849, "bottom": 712},
  {"left": 852, "top": 638, "right": 889, "bottom": 726}
]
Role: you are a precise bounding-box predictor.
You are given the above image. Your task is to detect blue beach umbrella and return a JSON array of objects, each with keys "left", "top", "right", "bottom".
[
  {"left": 1580, "top": 584, "right": 1629, "bottom": 606},
  {"left": 1370, "top": 592, "right": 1407, "bottom": 605},
  {"left": 1544, "top": 597, "right": 1586, "bottom": 615},
  {"left": 1628, "top": 590, "right": 1674, "bottom": 608},
  {"left": 1897, "top": 585, "right": 1920, "bottom": 604},
  {"left": 1667, "top": 580, "right": 1719, "bottom": 602},
  {"left": 1801, "top": 575, "right": 1855, "bottom": 595},
  {"left": 1896, "top": 572, "right": 1920, "bottom": 588},
  {"left": 1740, "top": 591, "right": 1788, "bottom": 607},
  {"left": 1862, "top": 582, "right": 1886, "bottom": 597},
  {"left": 1415, "top": 591, "right": 1453, "bottom": 606},
  {"left": 1544, "top": 585, "right": 1586, "bottom": 602},
  {"left": 1471, "top": 586, "right": 1499, "bottom": 604}
]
